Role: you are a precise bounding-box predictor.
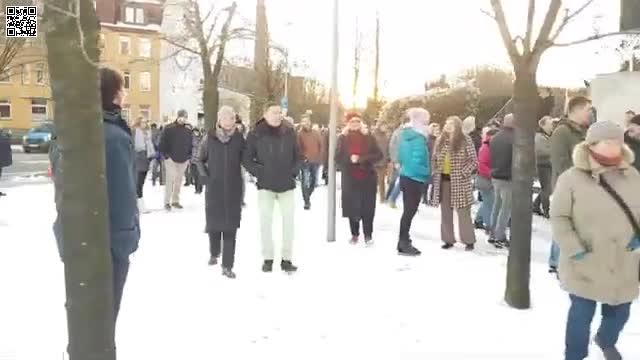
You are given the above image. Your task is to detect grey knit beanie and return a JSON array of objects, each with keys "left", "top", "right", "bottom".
[
  {"left": 177, "top": 109, "right": 188, "bottom": 119},
  {"left": 585, "top": 121, "right": 624, "bottom": 144}
]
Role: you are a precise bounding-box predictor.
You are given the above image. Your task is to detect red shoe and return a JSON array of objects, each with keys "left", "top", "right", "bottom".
[{"left": 350, "top": 236, "right": 359, "bottom": 244}]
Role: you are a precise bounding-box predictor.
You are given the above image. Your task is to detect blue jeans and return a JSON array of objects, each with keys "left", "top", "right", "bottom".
[
  {"left": 112, "top": 254, "right": 130, "bottom": 322},
  {"left": 300, "top": 162, "right": 319, "bottom": 204},
  {"left": 474, "top": 176, "right": 494, "bottom": 226},
  {"left": 386, "top": 168, "right": 399, "bottom": 199},
  {"left": 388, "top": 178, "right": 402, "bottom": 204},
  {"left": 566, "top": 294, "right": 631, "bottom": 360},
  {"left": 549, "top": 241, "right": 560, "bottom": 268}
]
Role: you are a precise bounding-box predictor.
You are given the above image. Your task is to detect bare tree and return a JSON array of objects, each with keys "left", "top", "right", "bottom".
[
  {"left": 373, "top": 11, "right": 380, "bottom": 104},
  {"left": 164, "top": 0, "right": 252, "bottom": 129},
  {"left": 352, "top": 17, "right": 362, "bottom": 110},
  {"left": 44, "top": 0, "right": 114, "bottom": 358},
  {"left": 486, "top": 0, "right": 639, "bottom": 309}
]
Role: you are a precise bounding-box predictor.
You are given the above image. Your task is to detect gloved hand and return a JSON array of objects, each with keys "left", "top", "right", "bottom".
[
  {"left": 627, "top": 236, "right": 640, "bottom": 252},
  {"left": 571, "top": 252, "right": 587, "bottom": 261}
]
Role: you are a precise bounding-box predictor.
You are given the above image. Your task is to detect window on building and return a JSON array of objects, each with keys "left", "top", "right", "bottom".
[
  {"left": 0, "top": 69, "right": 11, "bottom": 83},
  {"left": 32, "top": 98, "right": 47, "bottom": 115},
  {"left": 0, "top": 100, "right": 11, "bottom": 119},
  {"left": 119, "top": 36, "right": 130, "bottom": 55},
  {"left": 122, "top": 105, "right": 130, "bottom": 121},
  {"left": 135, "top": 8, "right": 144, "bottom": 24},
  {"left": 99, "top": 33, "right": 106, "bottom": 49},
  {"left": 125, "top": 7, "right": 135, "bottom": 23},
  {"left": 138, "top": 38, "right": 151, "bottom": 58},
  {"left": 139, "top": 71, "right": 151, "bottom": 92},
  {"left": 139, "top": 105, "right": 150, "bottom": 121},
  {"left": 36, "top": 64, "right": 45, "bottom": 85},
  {"left": 123, "top": 71, "right": 131, "bottom": 89},
  {"left": 21, "top": 64, "right": 30, "bottom": 85}
]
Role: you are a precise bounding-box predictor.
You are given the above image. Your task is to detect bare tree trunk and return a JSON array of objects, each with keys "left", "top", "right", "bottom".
[
  {"left": 504, "top": 66, "right": 538, "bottom": 309},
  {"left": 373, "top": 12, "right": 380, "bottom": 103},
  {"left": 45, "top": 0, "right": 116, "bottom": 358}
]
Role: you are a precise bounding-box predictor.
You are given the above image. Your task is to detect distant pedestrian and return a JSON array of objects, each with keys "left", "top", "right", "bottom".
[
  {"left": 396, "top": 108, "right": 431, "bottom": 256},
  {"left": 624, "top": 114, "right": 640, "bottom": 172},
  {"left": 195, "top": 106, "right": 245, "bottom": 279},
  {"left": 297, "top": 114, "right": 323, "bottom": 210},
  {"left": 624, "top": 110, "right": 635, "bottom": 130},
  {"left": 0, "top": 127, "right": 12, "bottom": 197},
  {"left": 430, "top": 116, "right": 478, "bottom": 251},
  {"left": 463, "top": 116, "right": 482, "bottom": 154},
  {"left": 150, "top": 124, "right": 164, "bottom": 186},
  {"left": 489, "top": 114, "right": 515, "bottom": 249},
  {"left": 422, "top": 122, "right": 440, "bottom": 204},
  {"left": 244, "top": 102, "right": 303, "bottom": 273},
  {"left": 158, "top": 109, "right": 193, "bottom": 210},
  {"left": 372, "top": 123, "right": 391, "bottom": 203},
  {"left": 321, "top": 127, "right": 329, "bottom": 185},
  {"left": 336, "top": 112, "right": 383, "bottom": 245},
  {"left": 51, "top": 67, "right": 140, "bottom": 326},
  {"left": 132, "top": 117, "right": 155, "bottom": 213},
  {"left": 474, "top": 126, "right": 499, "bottom": 231},
  {"left": 187, "top": 127, "right": 204, "bottom": 194},
  {"left": 548, "top": 96, "right": 591, "bottom": 274},
  {"left": 551, "top": 121, "right": 640, "bottom": 360},
  {"left": 533, "top": 116, "right": 554, "bottom": 218}
]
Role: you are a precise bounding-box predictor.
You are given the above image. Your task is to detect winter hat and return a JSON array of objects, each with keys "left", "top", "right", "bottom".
[
  {"left": 177, "top": 109, "right": 188, "bottom": 119},
  {"left": 585, "top": 121, "right": 624, "bottom": 144},
  {"left": 344, "top": 111, "right": 362, "bottom": 123},
  {"left": 462, "top": 116, "right": 476, "bottom": 135},
  {"left": 629, "top": 114, "right": 640, "bottom": 127}
]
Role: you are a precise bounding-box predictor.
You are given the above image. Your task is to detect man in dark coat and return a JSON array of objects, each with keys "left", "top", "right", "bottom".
[
  {"left": 51, "top": 67, "right": 140, "bottom": 324},
  {"left": 158, "top": 109, "right": 193, "bottom": 210},
  {"left": 625, "top": 114, "right": 640, "bottom": 172},
  {"left": 195, "top": 105, "right": 245, "bottom": 279},
  {"left": 297, "top": 114, "right": 323, "bottom": 209},
  {"left": 489, "top": 114, "right": 515, "bottom": 248},
  {"left": 0, "top": 127, "right": 12, "bottom": 196},
  {"left": 243, "top": 102, "right": 303, "bottom": 273}
]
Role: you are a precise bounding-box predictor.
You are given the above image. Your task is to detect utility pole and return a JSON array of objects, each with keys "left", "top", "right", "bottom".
[{"left": 327, "top": 0, "right": 339, "bottom": 243}]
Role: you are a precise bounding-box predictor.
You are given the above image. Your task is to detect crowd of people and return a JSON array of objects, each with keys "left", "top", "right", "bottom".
[{"left": 45, "top": 67, "right": 640, "bottom": 360}]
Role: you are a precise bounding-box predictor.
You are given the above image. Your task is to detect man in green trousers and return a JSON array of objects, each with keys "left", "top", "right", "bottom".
[{"left": 244, "top": 102, "right": 303, "bottom": 273}]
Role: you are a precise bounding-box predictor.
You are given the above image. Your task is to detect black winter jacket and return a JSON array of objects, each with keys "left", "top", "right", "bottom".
[
  {"left": 243, "top": 119, "right": 303, "bottom": 193},
  {"left": 490, "top": 127, "right": 514, "bottom": 181},
  {"left": 625, "top": 132, "right": 640, "bottom": 172},
  {"left": 159, "top": 122, "right": 193, "bottom": 163}
]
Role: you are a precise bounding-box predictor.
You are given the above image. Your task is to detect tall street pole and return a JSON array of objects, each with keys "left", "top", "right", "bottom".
[{"left": 327, "top": 0, "right": 339, "bottom": 243}]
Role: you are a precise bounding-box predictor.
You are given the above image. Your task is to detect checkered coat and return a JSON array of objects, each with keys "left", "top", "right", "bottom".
[{"left": 430, "top": 134, "right": 478, "bottom": 209}]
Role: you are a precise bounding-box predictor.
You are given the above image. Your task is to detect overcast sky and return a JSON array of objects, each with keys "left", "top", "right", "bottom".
[{"left": 224, "top": 0, "right": 625, "bottom": 107}]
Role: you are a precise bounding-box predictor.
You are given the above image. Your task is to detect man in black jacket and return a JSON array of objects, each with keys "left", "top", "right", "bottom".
[
  {"left": 0, "top": 127, "right": 12, "bottom": 196},
  {"left": 159, "top": 109, "right": 193, "bottom": 210},
  {"left": 625, "top": 114, "right": 640, "bottom": 172},
  {"left": 488, "top": 113, "right": 515, "bottom": 248},
  {"left": 244, "top": 102, "right": 303, "bottom": 273}
]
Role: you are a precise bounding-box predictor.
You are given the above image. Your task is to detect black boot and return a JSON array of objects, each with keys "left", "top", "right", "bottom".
[
  {"left": 474, "top": 220, "right": 485, "bottom": 230},
  {"left": 262, "top": 260, "right": 273, "bottom": 272},
  {"left": 441, "top": 243, "right": 454, "bottom": 250},
  {"left": 281, "top": 260, "right": 298, "bottom": 273},
  {"left": 222, "top": 268, "right": 236, "bottom": 279},
  {"left": 208, "top": 256, "right": 218, "bottom": 266},
  {"left": 398, "top": 240, "right": 421, "bottom": 256}
]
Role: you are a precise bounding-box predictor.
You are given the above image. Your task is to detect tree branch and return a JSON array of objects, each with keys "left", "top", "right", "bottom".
[
  {"left": 162, "top": 36, "right": 200, "bottom": 55},
  {"left": 489, "top": 0, "right": 521, "bottom": 65},
  {"left": 552, "top": 30, "right": 640, "bottom": 47},
  {"left": 480, "top": 8, "right": 496, "bottom": 20},
  {"left": 532, "top": 0, "right": 562, "bottom": 53},
  {"left": 212, "top": 2, "right": 237, "bottom": 81},
  {"left": 523, "top": 0, "right": 535, "bottom": 55}
]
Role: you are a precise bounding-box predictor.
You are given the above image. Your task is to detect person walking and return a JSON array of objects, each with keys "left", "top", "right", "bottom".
[
  {"left": 489, "top": 114, "right": 515, "bottom": 248},
  {"left": 474, "top": 126, "right": 499, "bottom": 231},
  {"left": 396, "top": 108, "right": 431, "bottom": 256},
  {"left": 158, "top": 109, "right": 193, "bottom": 211},
  {"left": 195, "top": 106, "right": 245, "bottom": 279},
  {"left": 533, "top": 116, "right": 554, "bottom": 218},
  {"left": 387, "top": 116, "right": 410, "bottom": 208},
  {"left": 132, "top": 117, "right": 155, "bottom": 213},
  {"left": 150, "top": 124, "right": 164, "bottom": 186},
  {"left": 51, "top": 67, "right": 140, "bottom": 325},
  {"left": 336, "top": 112, "right": 383, "bottom": 245},
  {"left": 297, "top": 114, "right": 323, "bottom": 210},
  {"left": 0, "top": 127, "right": 12, "bottom": 197},
  {"left": 321, "top": 126, "right": 330, "bottom": 185},
  {"left": 244, "top": 102, "right": 303, "bottom": 273},
  {"left": 430, "top": 116, "right": 478, "bottom": 251},
  {"left": 188, "top": 128, "right": 204, "bottom": 194},
  {"left": 548, "top": 96, "right": 591, "bottom": 273},
  {"left": 624, "top": 114, "right": 640, "bottom": 172},
  {"left": 551, "top": 121, "right": 640, "bottom": 360},
  {"left": 422, "top": 122, "right": 440, "bottom": 204},
  {"left": 373, "top": 123, "right": 391, "bottom": 203},
  {"left": 463, "top": 116, "right": 482, "bottom": 154}
]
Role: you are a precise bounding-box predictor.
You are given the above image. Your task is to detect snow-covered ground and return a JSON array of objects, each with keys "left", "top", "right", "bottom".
[{"left": 1, "top": 181, "right": 639, "bottom": 360}]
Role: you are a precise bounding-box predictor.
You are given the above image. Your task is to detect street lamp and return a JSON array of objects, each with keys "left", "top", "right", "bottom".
[{"left": 327, "top": 0, "right": 339, "bottom": 243}]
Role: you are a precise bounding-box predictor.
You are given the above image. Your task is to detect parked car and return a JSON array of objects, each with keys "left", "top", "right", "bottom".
[{"left": 22, "top": 123, "right": 54, "bottom": 153}]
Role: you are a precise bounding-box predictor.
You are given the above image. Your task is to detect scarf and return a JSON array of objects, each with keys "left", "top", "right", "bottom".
[
  {"left": 346, "top": 130, "right": 368, "bottom": 180},
  {"left": 589, "top": 149, "right": 623, "bottom": 168},
  {"left": 216, "top": 125, "right": 236, "bottom": 144}
]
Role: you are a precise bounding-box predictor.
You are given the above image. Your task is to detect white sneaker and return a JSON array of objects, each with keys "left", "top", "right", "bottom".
[{"left": 138, "top": 198, "right": 150, "bottom": 214}]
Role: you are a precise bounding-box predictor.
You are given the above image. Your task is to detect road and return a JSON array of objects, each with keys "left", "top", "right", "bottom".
[{"left": 0, "top": 146, "right": 50, "bottom": 188}]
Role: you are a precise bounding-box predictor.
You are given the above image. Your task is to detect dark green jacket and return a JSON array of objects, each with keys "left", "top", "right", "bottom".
[{"left": 550, "top": 119, "right": 586, "bottom": 188}]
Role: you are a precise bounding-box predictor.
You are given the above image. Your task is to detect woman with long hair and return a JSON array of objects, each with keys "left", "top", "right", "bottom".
[
  {"left": 336, "top": 112, "right": 383, "bottom": 245},
  {"left": 430, "top": 116, "right": 478, "bottom": 250},
  {"left": 132, "top": 116, "right": 156, "bottom": 213},
  {"left": 195, "top": 106, "right": 246, "bottom": 279}
]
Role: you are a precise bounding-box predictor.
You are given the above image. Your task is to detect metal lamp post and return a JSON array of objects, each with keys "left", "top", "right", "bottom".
[{"left": 327, "top": 0, "right": 339, "bottom": 242}]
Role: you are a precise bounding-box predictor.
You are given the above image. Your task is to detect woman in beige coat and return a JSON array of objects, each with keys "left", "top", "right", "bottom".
[{"left": 551, "top": 121, "right": 640, "bottom": 360}]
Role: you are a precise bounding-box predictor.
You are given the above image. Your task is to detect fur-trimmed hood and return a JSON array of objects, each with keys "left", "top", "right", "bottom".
[{"left": 571, "top": 141, "right": 636, "bottom": 178}]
